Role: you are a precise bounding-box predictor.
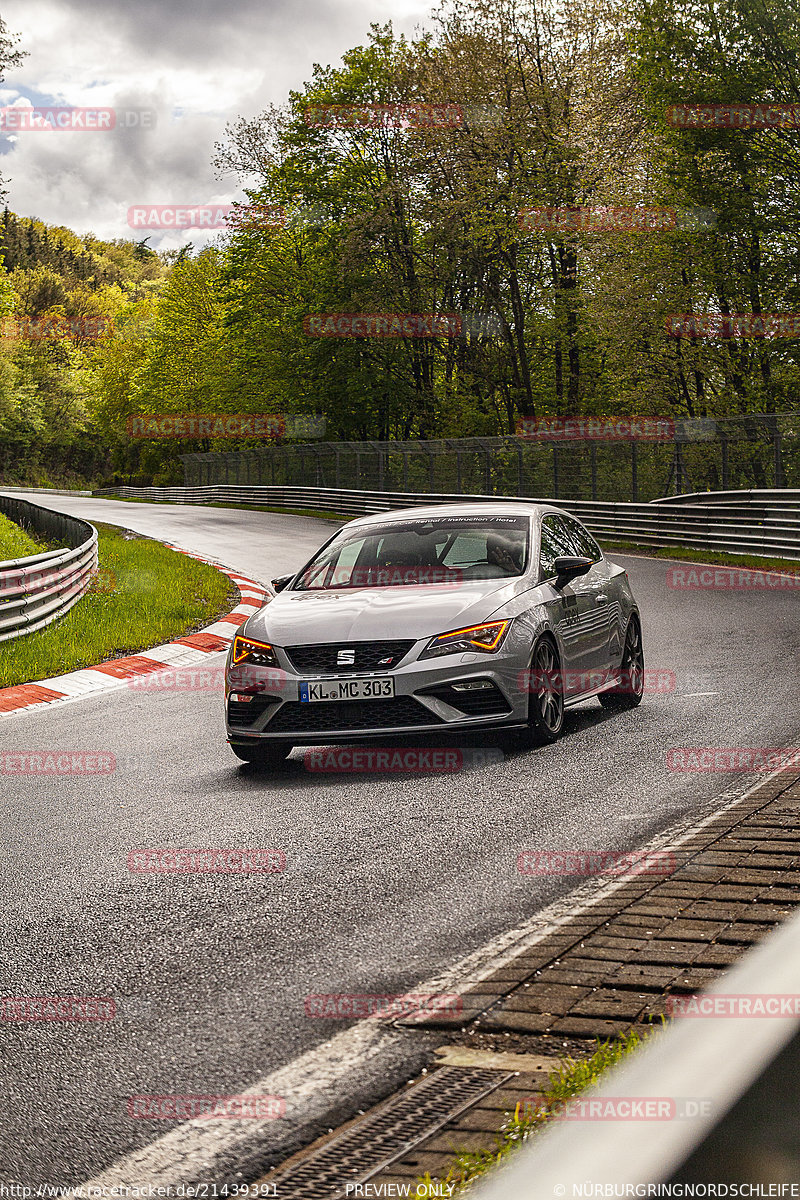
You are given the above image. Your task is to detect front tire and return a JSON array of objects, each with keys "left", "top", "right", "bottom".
[
  {"left": 229, "top": 741, "right": 293, "bottom": 767},
  {"left": 518, "top": 636, "right": 565, "bottom": 746},
  {"left": 599, "top": 617, "right": 644, "bottom": 710}
]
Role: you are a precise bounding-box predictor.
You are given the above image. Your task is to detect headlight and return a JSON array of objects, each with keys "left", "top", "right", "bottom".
[
  {"left": 420, "top": 619, "right": 512, "bottom": 660},
  {"left": 231, "top": 635, "right": 279, "bottom": 668}
]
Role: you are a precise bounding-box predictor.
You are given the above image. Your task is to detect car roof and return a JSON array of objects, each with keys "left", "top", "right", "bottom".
[{"left": 344, "top": 501, "right": 570, "bottom": 528}]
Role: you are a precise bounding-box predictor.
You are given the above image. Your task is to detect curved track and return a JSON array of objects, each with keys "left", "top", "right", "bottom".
[{"left": 1, "top": 493, "right": 798, "bottom": 1184}]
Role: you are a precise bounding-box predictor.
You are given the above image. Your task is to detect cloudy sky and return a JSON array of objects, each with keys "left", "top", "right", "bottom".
[{"left": 0, "top": 0, "right": 431, "bottom": 248}]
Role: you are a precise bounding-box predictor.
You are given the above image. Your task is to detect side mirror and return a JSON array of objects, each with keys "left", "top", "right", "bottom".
[
  {"left": 270, "top": 573, "right": 294, "bottom": 593},
  {"left": 553, "top": 555, "right": 593, "bottom": 587}
]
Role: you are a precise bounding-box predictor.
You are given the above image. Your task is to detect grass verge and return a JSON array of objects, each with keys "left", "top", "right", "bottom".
[
  {"left": 0, "top": 512, "right": 50, "bottom": 560},
  {"left": 0, "top": 521, "right": 235, "bottom": 689},
  {"left": 603, "top": 539, "right": 799, "bottom": 573},
  {"left": 417, "top": 1030, "right": 650, "bottom": 1195}
]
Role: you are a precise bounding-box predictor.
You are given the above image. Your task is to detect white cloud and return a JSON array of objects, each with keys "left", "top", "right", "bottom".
[{"left": 0, "top": 0, "right": 431, "bottom": 245}]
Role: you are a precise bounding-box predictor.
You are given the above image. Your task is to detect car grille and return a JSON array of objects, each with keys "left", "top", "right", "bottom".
[
  {"left": 420, "top": 681, "right": 512, "bottom": 718},
  {"left": 265, "top": 696, "right": 442, "bottom": 734},
  {"left": 228, "top": 696, "right": 282, "bottom": 728},
  {"left": 284, "top": 641, "right": 416, "bottom": 675}
]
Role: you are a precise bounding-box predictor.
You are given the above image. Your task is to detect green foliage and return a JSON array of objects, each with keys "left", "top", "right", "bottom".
[
  {"left": 0, "top": 211, "right": 170, "bottom": 487},
  {"left": 3, "top": 0, "right": 800, "bottom": 487},
  {"left": 0, "top": 511, "right": 47, "bottom": 560}
]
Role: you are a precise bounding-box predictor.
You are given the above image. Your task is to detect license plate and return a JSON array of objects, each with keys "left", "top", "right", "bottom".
[{"left": 299, "top": 677, "right": 395, "bottom": 703}]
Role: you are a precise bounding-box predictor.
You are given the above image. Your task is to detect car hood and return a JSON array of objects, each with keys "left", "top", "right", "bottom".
[{"left": 244, "top": 579, "right": 527, "bottom": 646}]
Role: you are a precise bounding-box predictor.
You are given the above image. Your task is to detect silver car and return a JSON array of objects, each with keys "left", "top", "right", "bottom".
[{"left": 225, "top": 503, "right": 644, "bottom": 766}]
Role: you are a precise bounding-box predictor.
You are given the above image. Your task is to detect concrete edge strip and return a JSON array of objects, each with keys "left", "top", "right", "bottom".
[
  {"left": 81, "top": 760, "right": 798, "bottom": 1188},
  {"left": 0, "top": 543, "right": 268, "bottom": 719}
]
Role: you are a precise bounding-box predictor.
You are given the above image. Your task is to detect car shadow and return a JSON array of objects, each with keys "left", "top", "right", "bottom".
[{"left": 229, "top": 696, "right": 624, "bottom": 788}]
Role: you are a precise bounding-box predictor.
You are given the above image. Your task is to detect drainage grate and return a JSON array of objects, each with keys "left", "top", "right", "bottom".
[{"left": 262, "top": 1066, "right": 514, "bottom": 1200}]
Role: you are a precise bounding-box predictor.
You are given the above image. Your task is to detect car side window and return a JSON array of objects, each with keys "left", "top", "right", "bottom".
[
  {"left": 538, "top": 516, "right": 575, "bottom": 580},
  {"left": 563, "top": 516, "right": 602, "bottom": 562}
]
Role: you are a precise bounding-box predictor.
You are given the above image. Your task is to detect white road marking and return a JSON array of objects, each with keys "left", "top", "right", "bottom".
[
  {"left": 81, "top": 761, "right": 795, "bottom": 1187},
  {"left": 681, "top": 692, "right": 719, "bottom": 697}
]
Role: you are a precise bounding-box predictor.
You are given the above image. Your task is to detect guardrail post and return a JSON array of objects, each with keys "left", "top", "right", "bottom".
[{"left": 775, "top": 430, "right": 784, "bottom": 487}]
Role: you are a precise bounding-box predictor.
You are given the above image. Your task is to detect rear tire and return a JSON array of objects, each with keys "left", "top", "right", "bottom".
[
  {"left": 599, "top": 617, "right": 644, "bottom": 710},
  {"left": 229, "top": 741, "right": 293, "bottom": 767},
  {"left": 517, "top": 636, "right": 564, "bottom": 746}
]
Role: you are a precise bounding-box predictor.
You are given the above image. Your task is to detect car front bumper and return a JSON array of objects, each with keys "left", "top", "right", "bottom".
[{"left": 225, "top": 642, "right": 530, "bottom": 745}]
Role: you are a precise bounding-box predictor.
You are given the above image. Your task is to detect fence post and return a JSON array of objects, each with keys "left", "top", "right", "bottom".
[
  {"left": 335, "top": 449, "right": 341, "bottom": 488},
  {"left": 591, "top": 442, "right": 598, "bottom": 500},
  {"left": 553, "top": 446, "right": 559, "bottom": 498},
  {"left": 631, "top": 441, "right": 638, "bottom": 502},
  {"left": 517, "top": 444, "right": 523, "bottom": 497},
  {"left": 721, "top": 436, "right": 729, "bottom": 489},
  {"left": 484, "top": 448, "right": 491, "bottom": 494}
]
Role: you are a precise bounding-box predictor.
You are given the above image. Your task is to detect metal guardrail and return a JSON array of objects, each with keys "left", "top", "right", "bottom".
[
  {"left": 474, "top": 889, "right": 800, "bottom": 1197},
  {"left": 177, "top": 414, "right": 800, "bottom": 498},
  {"left": 0, "top": 495, "right": 98, "bottom": 643},
  {"left": 94, "top": 485, "right": 800, "bottom": 561}
]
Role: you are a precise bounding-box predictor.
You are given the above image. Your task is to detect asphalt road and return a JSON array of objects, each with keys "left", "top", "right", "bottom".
[{"left": 1, "top": 493, "right": 799, "bottom": 1186}]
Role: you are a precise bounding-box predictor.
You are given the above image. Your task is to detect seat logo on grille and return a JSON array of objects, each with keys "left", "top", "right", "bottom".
[{"left": 337, "top": 649, "right": 356, "bottom": 666}]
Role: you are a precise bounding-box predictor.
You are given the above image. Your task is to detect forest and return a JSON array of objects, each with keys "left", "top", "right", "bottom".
[{"left": 1, "top": 0, "right": 798, "bottom": 488}]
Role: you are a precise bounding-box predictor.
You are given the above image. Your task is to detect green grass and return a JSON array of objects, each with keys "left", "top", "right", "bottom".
[
  {"left": 416, "top": 1030, "right": 650, "bottom": 1195},
  {"left": 0, "top": 522, "right": 235, "bottom": 689},
  {"left": 603, "top": 539, "right": 799, "bottom": 573},
  {"left": 0, "top": 512, "right": 50, "bottom": 561}
]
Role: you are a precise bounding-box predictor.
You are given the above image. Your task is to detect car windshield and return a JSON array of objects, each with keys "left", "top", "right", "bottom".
[{"left": 294, "top": 515, "right": 530, "bottom": 590}]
